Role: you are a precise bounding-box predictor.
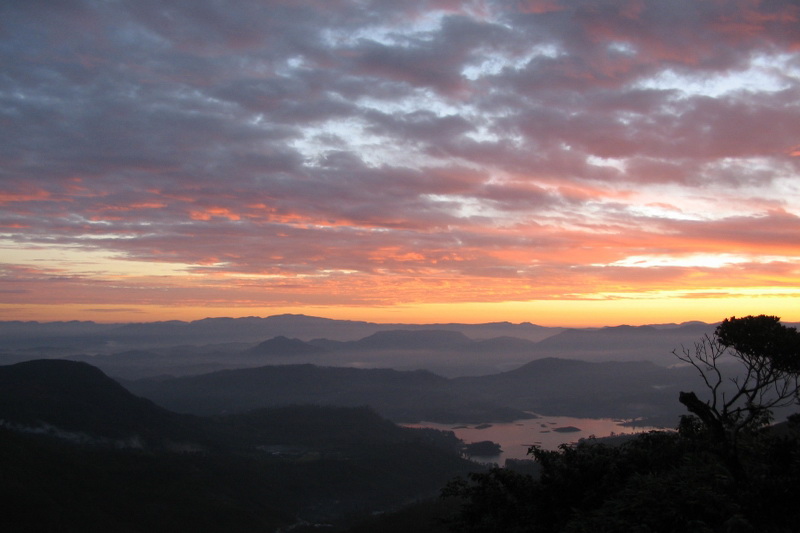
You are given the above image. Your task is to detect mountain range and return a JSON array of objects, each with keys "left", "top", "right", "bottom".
[
  {"left": 0, "top": 314, "right": 558, "bottom": 351},
  {"left": 1, "top": 314, "right": 742, "bottom": 379},
  {"left": 124, "top": 356, "right": 697, "bottom": 427},
  {"left": 4, "top": 315, "right": 799, "bottom": 531},
  {"left": 6, "top": 314, "right": 796, "bottom": 428}
]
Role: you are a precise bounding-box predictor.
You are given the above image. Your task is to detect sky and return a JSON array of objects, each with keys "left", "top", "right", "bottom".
[{"left": 1, "top": 0, "right": 799, "bottom": 327}]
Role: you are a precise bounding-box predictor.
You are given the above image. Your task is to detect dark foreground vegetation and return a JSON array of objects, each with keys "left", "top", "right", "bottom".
[
  {"left": 442, "top": 316, "right": 800, "bottom": 532},
  {"left": 442, "top": 420, "right": 800, "bottom": 532}
]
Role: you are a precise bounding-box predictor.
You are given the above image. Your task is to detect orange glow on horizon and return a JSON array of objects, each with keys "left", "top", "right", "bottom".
[
  {"left": 3, "top": 2, "right": 800, "bottom": 331},
  {"left": 3, "top": 292, "right": 798, "bottom": 328}
]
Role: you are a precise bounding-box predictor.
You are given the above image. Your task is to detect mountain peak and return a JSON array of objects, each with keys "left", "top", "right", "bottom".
[
  {"left": 0, "top": 359, "right": 198, "bottom": 444},
  {"left": 246, "top": 336, "right": 325, "bottom": 356},
  {"left": 354, "top": 329, "right": 472, "bottom": 350}
]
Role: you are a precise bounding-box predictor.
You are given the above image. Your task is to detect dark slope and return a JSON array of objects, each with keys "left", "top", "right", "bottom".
[
  {"left": 127, "top": 364, "right": 530, "bottom": 423},
  {"left": 127, "top": 356, "right": 698, "bottom": 426},
  {"left": 0, "top": 360, "right": 478, "bottom": 532},
  {"left": 0, "top": 427, "right": 296, "bottom": 533},
  {"left": 0, "top": 359, "right": 205, "bottom": 446},
  {"left": 453, "top": 357, "right": 697, "bottom": 423},
  {"left": 465, "top": 357, "right": 669, "bottom": 393}
]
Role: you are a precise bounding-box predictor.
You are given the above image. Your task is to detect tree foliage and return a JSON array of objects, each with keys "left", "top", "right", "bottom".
[
  {"left": 716, "top": 315, "right": 800, "bottom": 373},
  {"left": 444, "top": 423, "right": 800, "bottom": 532}
]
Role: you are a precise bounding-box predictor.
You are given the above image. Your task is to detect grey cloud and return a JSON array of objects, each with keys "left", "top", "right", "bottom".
[{"left": 1, "top": 0, "right": 798, "bottom": 291}]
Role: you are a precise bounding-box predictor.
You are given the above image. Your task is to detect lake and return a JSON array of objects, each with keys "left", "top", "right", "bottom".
[{"left": 405, "top": 414, "right": 664, "bottom": 464}]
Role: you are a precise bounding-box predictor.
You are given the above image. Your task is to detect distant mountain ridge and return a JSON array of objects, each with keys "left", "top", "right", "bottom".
[
  {"left": 0, "top": 314, "right": 563, "bottom": 352},
  {"left": 6, "top": 315, "right": 795, "bottom": 382},
  {"left": 0, "top": 315, "right": 729, "bottom": 379},
  {"left": 3, "top": 315, "right": 795, "bottom": 351}
]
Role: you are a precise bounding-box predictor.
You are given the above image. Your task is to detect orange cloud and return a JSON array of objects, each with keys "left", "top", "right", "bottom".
[
  {"left": 0, "top": 189, "right": 51, "bottom": 204},
  {"left": 189, "top": 207, "right": 242, "bottom": 221}
]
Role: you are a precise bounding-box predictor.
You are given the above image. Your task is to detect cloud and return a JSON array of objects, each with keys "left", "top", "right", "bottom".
[
  {"left": 1, "top": 0, "right": 799, "bottom": 317},
  {"left": 83, "top": 308, "right": 146, "bottom": 314}
]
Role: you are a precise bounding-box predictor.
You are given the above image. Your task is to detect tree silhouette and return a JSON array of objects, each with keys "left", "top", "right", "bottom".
[{"left": 675, "top": 315, "right": 800, "bottom": 457}]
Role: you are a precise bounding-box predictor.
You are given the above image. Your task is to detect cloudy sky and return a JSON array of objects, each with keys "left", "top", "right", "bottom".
[{"left": 2, "top": 0, "right": 799, "bottom": 326}]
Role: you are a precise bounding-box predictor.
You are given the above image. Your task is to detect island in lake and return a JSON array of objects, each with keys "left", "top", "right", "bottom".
[
  {"left": 464, "top": 440, "right": 503, "bottom": 456},
  {"left": 553, "top": 426, "right": 581, "bottom": 433}
]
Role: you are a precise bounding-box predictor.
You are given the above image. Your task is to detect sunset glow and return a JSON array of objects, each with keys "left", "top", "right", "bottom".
[{"left": 2, "top": 0, "right": 799, "bottom": 326}]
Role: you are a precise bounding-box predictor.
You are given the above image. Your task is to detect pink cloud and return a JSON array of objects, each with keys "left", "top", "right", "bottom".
[{"left": 1, "top": 0, "right": 798, "bottom": 317}]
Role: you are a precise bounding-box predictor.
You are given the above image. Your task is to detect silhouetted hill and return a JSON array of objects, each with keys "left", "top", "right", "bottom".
[
  {"left": 488, "top": 357, "right": 675, "bottom": 399},
  {"left": 125, "top": 356, "right": 699, "bottom": 426},
  {"left": 353, "top": 329, "right": 472, "bottom": 350},
  {"left": 0, "top": 359, "right": 204, "bottom": 447},
  {"left": 0, "top": 359, "right": 478, "bottom": 532},
  {"left": 245, "top": 335, "right": 326, "bottom": 356},
  {"left": 452, "top": 357, "right": 696, "bottom": 423},
  {"left": 127, "top": 364, "right": 531, "bottom": 423},
  {"left": 536, "top": 325, "right": 655, "bottom": 349},
  {"left": 302, "top": 330, "right": 542, "bottom": 376}
]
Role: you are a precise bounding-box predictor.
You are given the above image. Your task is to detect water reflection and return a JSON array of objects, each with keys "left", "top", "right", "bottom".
[{"left": 406, "top": 414, "right": 663, "bottom": 464}]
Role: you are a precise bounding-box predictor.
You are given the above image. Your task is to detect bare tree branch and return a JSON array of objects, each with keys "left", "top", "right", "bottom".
[{"left": 675, "top": 315, "right": 800, "bottom": 455}]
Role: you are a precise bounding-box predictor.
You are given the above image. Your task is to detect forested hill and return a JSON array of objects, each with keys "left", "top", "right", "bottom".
[
  {"left": 126, "top": 363, "right": 534, "bottom": 423},
  {"left": 0, "top": 359, "right": 476, "bottom": 532},
  {"left": 126, "top": 358, "right": 697, "bottom": 426},
  {"left": 0, "top": 359, "right": 205, "bottom": 447}
]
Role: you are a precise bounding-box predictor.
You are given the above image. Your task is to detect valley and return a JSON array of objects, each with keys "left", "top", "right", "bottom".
[{"left": 3, "top": 314, "right": 798, "bottom": 531}]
